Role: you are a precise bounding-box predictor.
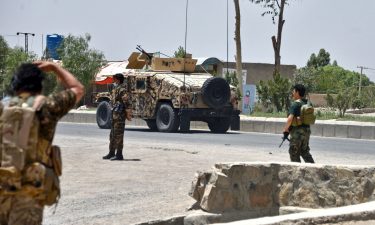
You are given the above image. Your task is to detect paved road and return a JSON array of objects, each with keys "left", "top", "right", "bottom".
[{"left": 43, "top": 123, "right": 375, "bottom": 225}]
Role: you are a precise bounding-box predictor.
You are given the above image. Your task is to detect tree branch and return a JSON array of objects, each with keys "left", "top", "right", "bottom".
[{"left": 276, "top": 0, "right": 281, "bottom": 9}]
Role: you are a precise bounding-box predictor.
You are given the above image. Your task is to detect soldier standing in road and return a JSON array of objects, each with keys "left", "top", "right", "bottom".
[
  {"left": 103, "top": 73, "right": 132, "bottom": 161},
  {"left": 0, "top": 61, "right": 84, "bottom": 225},
  {"left": 283, "top": 84, "right": 315, "bottom": 163}
]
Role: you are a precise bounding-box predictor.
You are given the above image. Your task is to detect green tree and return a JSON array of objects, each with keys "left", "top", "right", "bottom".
[
  {"left": 173, "top": 46, "right": 186, "bottom": 58},
  {"left": 225, "top": 71, "right": 242, "bottom": 100},
  {"left": 293, "top": 67, "right": 318, "bottom": 95},
  {"left": 57, "top": 34, "right": 105, "bottom": 104},
  {"left": 307, "top": 48, "right": 330, "bottom": 68},
  {"left": 326, "top": 90, "right": 351, "bottom": 117},
  {"left": 256, "top": 73, "right": 291, "bottom": 112},
  {"left": 1, "top": 47, "right": 37, "bottom": 95},
  {"left": 0, "top": 36, "right": 9, "bottom": 97},
  {"left": 0, "top": 36, "right": 9, "bottom": 74},
  {"left": 250, "top": 0, "right": 288, "bottom": 74},
  {"left": 332, "top": 60, "right": 338, "bottom": 67}
]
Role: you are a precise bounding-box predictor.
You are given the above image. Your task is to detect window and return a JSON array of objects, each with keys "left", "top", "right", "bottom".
[{"left": 136, "top": 80, "right": 146, "bottom": 90}]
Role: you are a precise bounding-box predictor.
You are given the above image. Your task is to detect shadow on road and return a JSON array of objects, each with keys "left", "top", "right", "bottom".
[
  {"left": 124, "top": 159, "right": 141, "bottom": 161},
  {"left": 125, "top": 127, "right": 240, "bottom": 135}
]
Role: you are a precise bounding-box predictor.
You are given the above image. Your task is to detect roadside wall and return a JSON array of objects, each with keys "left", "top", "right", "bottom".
[{"left": 62, "top": 112, "right": 375, "bottom": 140}]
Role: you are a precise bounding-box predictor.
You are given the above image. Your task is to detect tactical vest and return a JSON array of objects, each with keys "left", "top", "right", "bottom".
[{"left": 0, "top": 95, "right": 61, "bottom": 206}]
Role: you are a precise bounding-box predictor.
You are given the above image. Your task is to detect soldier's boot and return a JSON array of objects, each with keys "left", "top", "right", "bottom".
[
  {"left": 110, "top": 150, "right": 124, "bottom": 161},
  {"left": 302, "top": 154, "right": 315, "bottom": 163},
  {"left": 103, "top": 150, "right": 115, "bottom": 160}
]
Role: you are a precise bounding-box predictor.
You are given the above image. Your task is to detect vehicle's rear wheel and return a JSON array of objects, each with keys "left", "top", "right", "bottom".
[
  {"left": 96, "top": 101, "right": 112, "bottom": 129},
  {"left": 207, "top": 117, "right": 231, "bottom": 134},
  {"left": 145, "top": 119, "right": 158, "bottom": 131},
  {"left": 202, "top": 77, "right": 230, "bottom": 109},
  {"left": 156, "top": 103, "right": 179, "bottom": 132}
]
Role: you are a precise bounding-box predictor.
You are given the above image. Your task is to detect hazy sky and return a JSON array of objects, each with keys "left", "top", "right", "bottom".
[{"left": 1, "top": 0, "right": 375, "bottom": 81}]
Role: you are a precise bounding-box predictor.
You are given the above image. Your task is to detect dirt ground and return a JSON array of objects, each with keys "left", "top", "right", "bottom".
[{"left": 42, "top": 123, "right": 375, "bottom": 225}]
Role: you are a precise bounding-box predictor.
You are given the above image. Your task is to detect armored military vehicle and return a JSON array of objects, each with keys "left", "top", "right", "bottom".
[{"left": 95, "top": 51, "right": 240, "bottom": 133}]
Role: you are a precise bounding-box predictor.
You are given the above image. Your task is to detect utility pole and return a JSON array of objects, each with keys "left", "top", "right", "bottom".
[
  {"left": 357, "top": 66, "right": 366, "bottom": 97},
  {"left": 357, "top": 66, "right": 375, "bottom": 97},
  {"left": 16, "top": 32, "right": 35, "bottom": 53}
]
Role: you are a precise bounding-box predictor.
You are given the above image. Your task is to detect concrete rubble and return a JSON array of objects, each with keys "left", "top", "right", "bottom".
[{"left": 134, "top": 162, "right": 375, "bottom": 225}]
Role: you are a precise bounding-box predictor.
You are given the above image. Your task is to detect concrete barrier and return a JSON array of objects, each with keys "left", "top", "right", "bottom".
[{"left": 61, "top": 111, "right": 375, "bottom": 140}]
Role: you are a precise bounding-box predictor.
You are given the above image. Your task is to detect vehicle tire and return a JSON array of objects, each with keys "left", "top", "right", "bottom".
[
  {"left": 145, "top": 119, "right": 158, "bottom": 131},
  {"left": 96, "top": 101, "right": 112, "bottom": 129},
  {"left": 201, "top": 77, "right": 230, "bottom": 109},
  {"left": 156, "top": 103, "right": 179, "bottom": 132},
  {"left": 207, "top": 117, "right": 231, "bottom": 134}
]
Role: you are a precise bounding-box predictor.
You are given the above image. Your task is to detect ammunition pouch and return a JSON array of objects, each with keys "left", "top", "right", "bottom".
[
  {"left": 0, "top": 167, "right": 22, "bottom": 194},
  {"left": 291, "top": 116, "right": 302, "bottom": 127},
  {"left": 0, "top": 145, "right": 62, "bottom": 206},
  {"left": 51, "top": 145, "right": 62, "bottom": 177},
  {"left": 41, "top": 166, "right": 60, "bottom": 206}
]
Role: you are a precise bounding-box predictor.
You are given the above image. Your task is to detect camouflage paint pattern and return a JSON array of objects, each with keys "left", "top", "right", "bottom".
[
  {"left": 0, "top": 90, "right": 76, "bottom": 225},
  {"left": 288, "top": 126, "right": 315, "bottom": 163},
  {"left": 95, "top": 72, "right": 236, "bottom": 119},
  {"left": 94, "top": 92, "right": 111, "bottom": 103}
]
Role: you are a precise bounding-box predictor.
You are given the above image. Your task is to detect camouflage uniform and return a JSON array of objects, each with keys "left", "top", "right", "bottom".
[
  {"left": 108, "top": 83, "right": 132, "bottom": 158},
  {"left": 0, "top": 90, "right": 76, "bottom": 225},
  {"left": 288, "top": 99, "right": 315, "bottom": 163}
]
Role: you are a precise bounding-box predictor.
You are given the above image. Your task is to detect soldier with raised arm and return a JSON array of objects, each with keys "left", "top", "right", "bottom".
[{"left": 0, "top": 61, "right": 84, "bottom": 225}]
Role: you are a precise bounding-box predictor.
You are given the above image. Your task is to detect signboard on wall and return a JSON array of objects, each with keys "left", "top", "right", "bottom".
[{"left": 242, "top": 84, "right": 256, "bottom": 114}]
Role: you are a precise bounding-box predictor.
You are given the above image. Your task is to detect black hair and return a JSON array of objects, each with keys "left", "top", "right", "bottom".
[
  {"left": 113, "top": 73, "right": 124, "bottom": 84},
  {"left": 11, "top": 63, "right": 44, "bottom": 94},
  {"left": 293, "top": 84, "right": 306, "bottom": 97}
]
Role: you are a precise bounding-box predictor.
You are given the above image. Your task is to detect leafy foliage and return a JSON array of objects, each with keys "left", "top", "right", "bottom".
[
  {"left": 256, "top": 73, "right": 291, "bottom": 112},
  {"left": 0, "top": 36, "right": 9, "bottom": 74},
  {"left": 326, "top": 91, "right": 351, "bottom": 117},
  {"left": 173, "top": 46, "right": 186, "bottom": 58},
  {"left": 225, "top": 71, "right": 242, "bottom": 100},
  {"left": 1, "top": 47, "right": 37, "bottom": 96},
  {"left": 249, "top": 0, "right": 288, "bottom": 24},
  {"left": 307, "top": 49, "right": 330, "bottom": 69},
  {"left": 57, "top": 34, "right": 105, "bottom": 103},
  {"left": 295, "top": 49, "right": 374, "bottom": 96}
]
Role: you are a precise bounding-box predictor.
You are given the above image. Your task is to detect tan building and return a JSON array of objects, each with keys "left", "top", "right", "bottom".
[{"left": 195, "top": 57, "right": 296, "bottom": 85}]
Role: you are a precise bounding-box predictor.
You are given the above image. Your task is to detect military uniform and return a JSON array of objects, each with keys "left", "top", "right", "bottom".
[
  {"left": 107, "top": 83, "right": 132, "bottom": 160},
  {"left": 288, "top": 99, "right": 315, "bottom": 163},
  {"left": 0, "top": 90, "right": 76, "bottom": 225}
]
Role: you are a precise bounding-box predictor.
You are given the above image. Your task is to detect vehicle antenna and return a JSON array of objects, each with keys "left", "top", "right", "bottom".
[{"left": 183, "top": 0, "right": 189, "bottom": 92}]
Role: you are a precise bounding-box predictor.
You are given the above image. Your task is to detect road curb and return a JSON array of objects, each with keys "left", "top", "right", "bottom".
[{"left": 61, "top": 111, "right": 375, "bottom": 140}]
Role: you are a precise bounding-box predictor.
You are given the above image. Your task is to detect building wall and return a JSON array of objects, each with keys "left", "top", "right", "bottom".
[{"left": 217, "top": 62, "right": 296, "bottom": 85}]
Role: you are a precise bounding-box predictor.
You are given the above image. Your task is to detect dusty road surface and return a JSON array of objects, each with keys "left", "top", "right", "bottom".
[{"left": 43, "top": 123, "right": 375, "bottom": 225}]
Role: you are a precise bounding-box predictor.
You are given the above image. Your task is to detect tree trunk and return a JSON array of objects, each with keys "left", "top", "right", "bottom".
[
  {"left": 273, "top": 0, "right": 286, "bottom": 75},
  {"left": 234, "top": 0, "right": 243, "bottom": 109}
]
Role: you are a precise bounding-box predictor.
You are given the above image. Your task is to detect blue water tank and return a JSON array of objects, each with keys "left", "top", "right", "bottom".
[{"left": 46, "top": 34, "right": 64, "bottom": 59}]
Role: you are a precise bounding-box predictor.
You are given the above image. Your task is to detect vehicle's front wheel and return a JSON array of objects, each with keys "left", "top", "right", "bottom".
[
  {"left": 207, "top": 117, "right": 231, "bottom": 134},
  {"left": 96, "top": 101, "right": 112, "bottom": 129},
  {"left": 156, "top": 103, "right": 179, "bottom": 132},
  {"left": 145, "top": 119, "right": 158, "bottom": 131}
]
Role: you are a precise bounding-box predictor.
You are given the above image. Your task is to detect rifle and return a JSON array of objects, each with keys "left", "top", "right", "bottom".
[
  {"left": 279, "top": 131, "right": 290, "bottom": 148},
  {"left": 136, "top": 45, "right": 153, "bottom": 61}
]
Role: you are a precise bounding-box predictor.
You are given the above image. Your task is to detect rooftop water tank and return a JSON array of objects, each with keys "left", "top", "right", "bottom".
[{"left": 46, "top": 34, "right": 64, "bottom": 59}]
